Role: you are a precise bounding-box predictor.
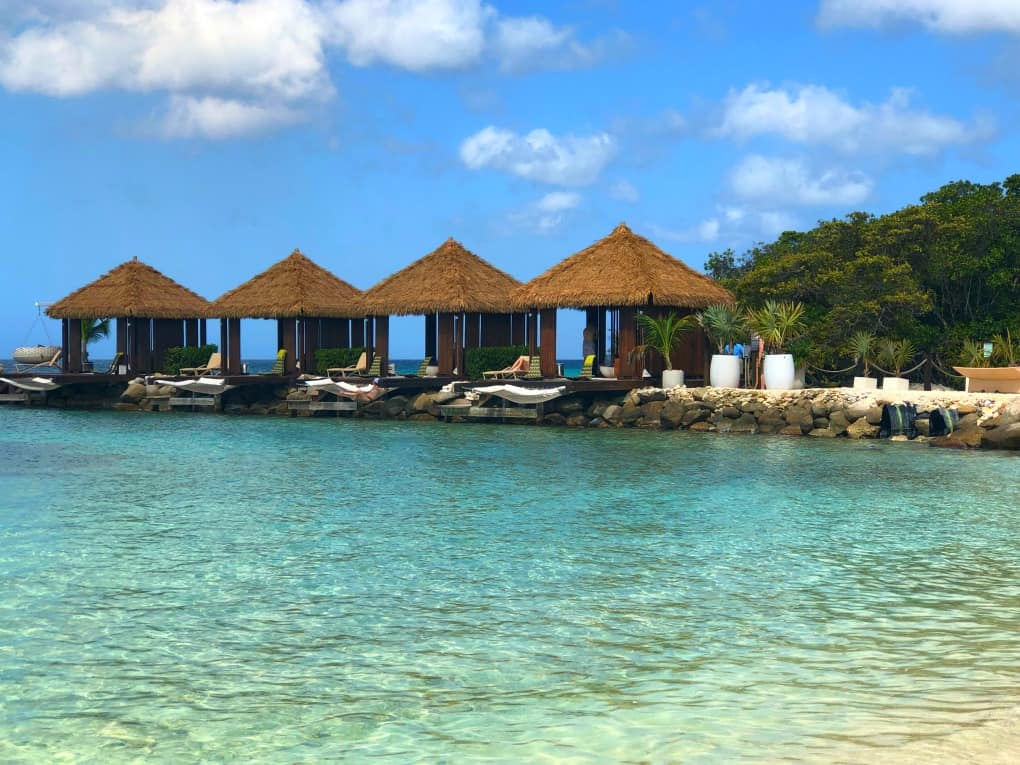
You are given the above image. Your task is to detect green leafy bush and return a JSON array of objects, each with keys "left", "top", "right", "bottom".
[
  {"left": 162, "top": 344, "right": 218, "bottom": 375},
  {"left": 314, "top": 347, "right": 366, "bottom": 375},
  {"left": 465, "top": 345, "right": 528, "bottom": 380}
]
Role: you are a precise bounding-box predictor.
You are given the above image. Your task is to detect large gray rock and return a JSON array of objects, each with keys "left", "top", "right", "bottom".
[
  {"left": 846, "top": 417, "right": 879, "bottom": 439},
  {"left": 620, "top": 403, "right": 644, "bottom": 424},
  {"left": 681, "top": 407, "right": 708, "bottom": 427},
  {"left": 866, "top": 406, "right": 884, "bottom": 425},
  {"left": 382, "top": 395, "right": 408, "bottom": 418},
  {"left": 982, "top": 422, "right": 1020, "bottom": 450},
  {"left": 412, "top": 392, "right": 434, "bottom": 412},
  {"left": 120, "top": 382, "right": 147, "bottom": 403},
  {"left": 719, "top": 405, "right": 741, "bottom": 419},
  {"left": 660, "top": 400, "right": 686, "bottom": 429},
  {"left": 642, "top": 400, "right": 664, "bottom": 425},
  {"left": 808, "top": 427, "right": 837, "bottom": 438},
  {"left": 602, "top": 404, "right": 623, "bottom": 424},
  {"left": 730, "top": 413, "right": 758, "bottom": 433},
  {"left": 845, "top": 400, "right": 872, "bottom": 420},
  {"left": 828, "top": 410, "right": 849, "bottom": 434},
  {"left": 930, "top": 427, "right": 983, "bottom": 449},
  {"left": 637, "top": 388, "right": 667, "bottom": 404}
]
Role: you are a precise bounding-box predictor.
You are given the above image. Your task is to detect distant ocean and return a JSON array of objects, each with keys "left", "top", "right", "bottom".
[{"left": 1, "top": 410, "right": 1019, "bottom": 763}]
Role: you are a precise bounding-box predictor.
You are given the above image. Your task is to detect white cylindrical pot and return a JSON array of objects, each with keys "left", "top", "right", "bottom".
[
  {"left": 762, "top": 353, "right": 795, "bottom": 390},
  {"left": 709, "top": 354, "right": 742, "bottom": 388},
  {"left": 882, "top": 376, "right": 909, "bottom": 392},
  {"left": 425, "top": 365, "right": 439, "bottom": 377},
  {"left": 853, "top": 376, "right": 877, "bottom": 390},
  {"left": 661, "top": 369, "right": 685, "bottom": 388}
]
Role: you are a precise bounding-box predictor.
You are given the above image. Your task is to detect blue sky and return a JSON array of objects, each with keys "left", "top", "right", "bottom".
[{"left": 2, "top": 0, "right": 1018, "bottom": 359}]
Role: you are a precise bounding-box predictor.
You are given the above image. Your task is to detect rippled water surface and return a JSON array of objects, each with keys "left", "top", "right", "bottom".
[{"left": 1, "top": 409, "right": 1018, "bottom": 763}]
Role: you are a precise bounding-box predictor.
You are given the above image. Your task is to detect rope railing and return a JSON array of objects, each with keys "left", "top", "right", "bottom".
[
  {"left": 929, "top": 357, "right": 965, "bottom": 379},
  {"left": 807, "top": 362, "right": 859, "bottom": 374},
  {"left": 868, "top": 358, "right": 929, "bottom": 377}
]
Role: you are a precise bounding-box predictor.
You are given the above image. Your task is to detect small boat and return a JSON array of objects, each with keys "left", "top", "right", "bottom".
[{"left": 13, "top": 345, "right": 61, "bottom": 364}]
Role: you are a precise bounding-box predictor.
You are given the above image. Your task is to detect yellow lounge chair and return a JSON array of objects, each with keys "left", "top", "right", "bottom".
[{"left": 180, "top": 351, "right": 221, "bottom": 377}]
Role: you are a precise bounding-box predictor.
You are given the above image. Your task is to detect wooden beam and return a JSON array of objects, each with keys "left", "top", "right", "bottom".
[
  {"left": 280, "top": 318, "right": 297, "bottom": 374},
  {"left": 374, "top": 315, "right": 389, "bottom": 375},
  {"left": 618, "top": 307, "right": 638, "bottom": 379},
  {"left": 540, "top": 308, "right": 557, "bottom": 378},
  {"left": 220, "top": 318, "right": 230, "bottom": 375},
  {"left": 61, "top": 319, "right": 70, "bottom": 372},
  {"left": 228, "top": 318, "right": 242, "bottom": 375},
  {"left": 437, "top": 312, "right": 454, "bottom": 375}
]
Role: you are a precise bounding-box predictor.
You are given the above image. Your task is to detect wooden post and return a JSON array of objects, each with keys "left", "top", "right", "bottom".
[
  {"left": 923, "top": 350, "right": 932, "bottom": 391},
  {"left": 61, "top": 319, "right": 70, "bottom": 372},
  {"left": 527, "top": 310, "right": 538, "bottom": 355},
  {"left": 365, "top": 316, "right": 375, "bottom": 359},
  {"left": 304, "top": 318, "right": 321, "bottom": 373},
  {"left": 199, "top": 319, "right": 207, "bottom": 347},
  {"left": 228, "top": 318, "right": 242, "bottom": 375},
  {"left": 374, "top": 315, "right": 389, "bottom": 375},
  {"left": 66, "top": 319, "right": 82, "bottom": 373},
  {"left": 280, "top": 318, "right": 297, "bottom": 374},
  {"left": 437, "top": 312, "right": 454, "bottom": 375},
  {"left": 540, "top": 308, "right": 557, "bottom": 378},
  {"left": 618, "top": 307, "right": 637, "bottom": 379},
  {"left": 220, "top": 318, "right": 230, "bottom": 375},
  {"left": 595, "top": 308, "right": 606, "bottom": 369},
  {"left": 425, "top": 313, "right": 437, "bottom": 362}
]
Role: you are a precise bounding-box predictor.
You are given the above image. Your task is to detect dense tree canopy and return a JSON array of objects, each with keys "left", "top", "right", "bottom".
[{"left": 706, "top": 175, "right": 1020, "bottom": 370}]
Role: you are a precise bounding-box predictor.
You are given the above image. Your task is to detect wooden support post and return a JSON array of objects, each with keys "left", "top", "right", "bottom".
[
  {"left": 61, "top": 319, "right": 70, "bottom": 372},
  {"left": 199, "top": 319, "right": 207, "bottom": 347},
  {"left": 618, "top": 307, "right": 638, "bottom": 379},
  {"left": 220, "top": 318, "right": 230, "bottom": 375},
  {"left": 425, "top": 313, "right": 437, "bottom": 362},
  {"left": 437, "top": 312, "right": 454, "bottom": 375},
  {"left": 595, "top": 308, "right": 606, "bottom": 368},
  {"left": 304, "top": 319, "right": 321, "bottom": 373},
  {"left": 67, "top": 319, "right": 82, "bottom": 373},
  {"left": 228, "top": 318, "right": 242, "bottom": 375},
  {"left": 364, "top": 316, "right": 375, "bottom": 360},
  {"left": 540, "top": 308, "right": 557, "bottom": 378},
  {"left": 280, "top": 318, "right": 297, "bottom": 374},
  {"left": 374, "top": 315, "right": 389, "bottom": 375}
]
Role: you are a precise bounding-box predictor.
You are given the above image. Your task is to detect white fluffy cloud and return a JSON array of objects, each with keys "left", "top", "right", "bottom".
[
  {"left": 818, "top": 0, "right": 1020, "bottom": 34},
  {"left": 326, "top": 0, "right": 489, "bottom": 71},
  {"left": 717, "top": 83, "right": 991, "bottom": 156},
  {"left": 159, "top": 95, "right": 303, "bottom": 139},
  {"left": 460, "top": 126, "right": 616, "bottom": 186},
  {"left": 730, "top": 155, "right": 873, "bottom": 206},
  {"left": 609, "top": 180, "right": 640, "bottom": 203},
  {"left": 0, "top": 0, "right": 328, "bottom": 99},
  {"left": 507, "top": 191, "right": 582, "bottom": 233},
  {"left": 0, "top": 0, "right": 613, "bottom": 139}
]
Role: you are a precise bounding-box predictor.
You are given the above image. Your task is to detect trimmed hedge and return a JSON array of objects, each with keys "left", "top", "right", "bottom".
[
  {"left": 163, "top": 344, "right": 218, "bottom": 375},
  {"left": 314, "top": 347, "right": 366, "bottom": 375},
  {"left": 465, "top": 345, "right": 529, "bottom": 380}
]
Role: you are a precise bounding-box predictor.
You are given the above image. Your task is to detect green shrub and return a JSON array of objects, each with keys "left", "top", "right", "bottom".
[
  {"left": 162, "top": 344, "right": 218, "bottom": 375},
  {"left": 465, "top": 345, "right": 529, "bottom": 380},
  {"left": 314, "top": 347, "right": 366, "bottom": 374}
]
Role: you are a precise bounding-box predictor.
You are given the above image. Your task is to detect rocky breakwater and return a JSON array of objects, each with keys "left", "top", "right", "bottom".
[{"left": 596, "top": 386, "right": 1020, "bottom": 451}]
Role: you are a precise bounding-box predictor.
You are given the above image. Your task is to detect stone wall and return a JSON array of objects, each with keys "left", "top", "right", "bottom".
[{"left": 19, "top": 378, "right": 1020, "bottom": 451}]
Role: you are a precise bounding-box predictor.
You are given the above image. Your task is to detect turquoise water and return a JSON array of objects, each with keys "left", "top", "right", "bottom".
[{"left": 1, "top": 409, "right": 1018, "bottom": 763}]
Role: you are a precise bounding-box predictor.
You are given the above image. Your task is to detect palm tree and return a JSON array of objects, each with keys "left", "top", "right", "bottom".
[
  {"left": 633, "top": 312, "right": 697, "bottom": 371},
  {"left": 80, "top": 318, "right": 111, "bottom": 363}
]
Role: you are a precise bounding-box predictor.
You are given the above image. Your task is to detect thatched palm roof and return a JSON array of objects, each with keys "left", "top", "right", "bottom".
[
  {"left": 513, "top": 222, "right": 734, "bottom": 310},
  {"left": 359, "top": 238, "right": 521, "bottom": 315},
  {"left": 212, "top": 249, "right": 361, "bottom": 319},
  {"left": 47, "top": 257, "right": 211, "bottom": 319}
]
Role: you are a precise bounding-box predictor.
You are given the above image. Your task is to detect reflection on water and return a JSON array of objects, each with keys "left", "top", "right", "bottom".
[{"left": 1, "top": 409, "right": 1018, "bottom": 763}]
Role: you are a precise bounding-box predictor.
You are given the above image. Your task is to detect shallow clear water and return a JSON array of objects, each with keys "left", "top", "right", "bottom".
[{"left": 1, "top": 409, "right": 1018, "bottom": 763}]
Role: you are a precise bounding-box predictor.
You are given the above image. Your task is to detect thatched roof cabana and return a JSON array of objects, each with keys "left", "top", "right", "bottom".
[
  {"left": 513, "top": 222, "right": 733, "bottom": 310},
  {"left": 211, "top": 249, "right": 363, "bottom": 376},
  {"left": 514, "top": 223, "right": 734, "bottom": 379},
  {"left": 359, "top": 238, "right": 520, "bottom": 315},
  {"left": 46, "top": 257, "right": 211, "bottom": 374},
  {"left": 359, "top": 238, "right": 524, "bottom": 376},
  {"left": 212, "top": 248, "right": 361, "bottom": 319},
  {"left": 47, "top": 257, "right": 211, "bottom": 319}
]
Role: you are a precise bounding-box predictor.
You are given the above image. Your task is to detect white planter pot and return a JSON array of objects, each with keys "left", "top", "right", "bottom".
[
  {"left": 599, "top": 365, "right": 616, "bottom": 378},
  {"left": 709, "top": 354, "right": 741, "bottom": 388},
  {"left": 425, "top": 365, "right": 439, "bottom": 377},
  {"left": 882, "top": 376, "right": 909, "bottom": 392},
  {"left": 762, "top": 353, "right": 795, "bottom": 390},
  {"left": 853, "top": 376, "right": 877, "bottom": 390},
  {"left": 661, "top": 369, "right": 685, "bottom": 388}
]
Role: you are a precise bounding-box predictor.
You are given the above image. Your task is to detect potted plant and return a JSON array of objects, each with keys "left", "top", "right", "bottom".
[
  {"left": 633, "top": 312, "right": 696, "bottom": 388},
  {"left": 878, "top": 338, "right": 915, "bottom": 391},
  {"left": 846, "top": 330, "right": 878, "bottom": 390},
  {"left": 697, "top": 303, "right": 747, "bottom": 388},
  {"left": 746, "top": 300, "right": 806, "bottom": 389}
]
